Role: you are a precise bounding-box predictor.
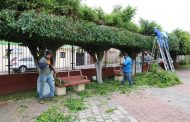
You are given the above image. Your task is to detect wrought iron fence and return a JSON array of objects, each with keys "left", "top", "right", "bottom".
[{"left": 0, "top": 41, "right": 123, "bottom": 74}]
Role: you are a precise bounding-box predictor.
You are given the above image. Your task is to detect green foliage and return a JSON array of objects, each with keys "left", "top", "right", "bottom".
[
  {"left": 168, "top": 32, "right": 180, "bottom": 52},
  {"left": 0, "top": 10, "right": 152, "bottom": 53},
  {"left": 121, "top": 6, "right": 136, "bottom": 22},
  {"left": 134, "top": 63, "right": 181, "bottom": 88},
  {"left": 104, "top": 14, "right": 114, "bottom": 26},
  {"left": 139, "top": 18, "right": 162, "bottom": 36},
  {"left": 0, "top": 0, "right": 80, "bottom": 17},
  {"left": 85, "top": 81, "right": 116, "bottom": 95},
  {"left": 104, "top": 5, "right": 136, "bottom": 29},
  {"left": 168, "top": 32, "right": 180, "bottom": 62},
  {"left": 0, "top": 9, "right": 152, "bottom": 82},
  {"left": 78, "top": 4, "right": 136, "bottom": 31},
  {"left": 77, "top": 80, "right": 135, "bottom": 98},
  {"left": 174, "top": 29, "right": 190, "bottom": 55},
  {"left": 94, "top": 7, "right": 105, "bottom": 24},
  {"left": 77, "top": 90, "right": 92, "bottom": 98},
  {"left": 79, "top": 5, "right": 98, "bottom": 22},
  {"left": 53, "top": 0, "right": 80, "bottom": 16},
  {"left": 35, "top": 106, "right": 75, "bottom": 122},
  {"left": 1, "top": 0, "right": 138, "bottom": 32},
  {"left": 65, "top": 98, "right": 86, "bottom": 112},
  {"left": 105, "top": 108, "right": 117, "bottom": 113},
  {"left": 124, "top": 21, "right": 139, "bottom": 33}
]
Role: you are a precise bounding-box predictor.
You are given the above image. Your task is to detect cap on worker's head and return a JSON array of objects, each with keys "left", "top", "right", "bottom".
[{"left": 45, "top": 50, "right": 52, "bottom": 56}]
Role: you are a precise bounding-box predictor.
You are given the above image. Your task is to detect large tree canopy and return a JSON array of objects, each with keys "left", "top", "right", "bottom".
[
  {"left": 0, "top": 9, "right": 152, "bottom": 83},
  {"left": 0, "top": 10, "right": 152, "bottom": 52}
]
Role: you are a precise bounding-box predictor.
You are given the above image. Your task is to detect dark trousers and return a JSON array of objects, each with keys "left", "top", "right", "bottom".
[{"left": 121, "top": 72, "right": 133, "bottom": 86}]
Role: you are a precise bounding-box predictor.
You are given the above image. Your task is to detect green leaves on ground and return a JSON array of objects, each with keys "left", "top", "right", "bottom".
[
  {"left": 77, "top": 80, "right": 135, "bottom": 99},
  {"left": 134, "top": 63, "right": 181, "bottom": 88},
  {"left": 105, "top": 108, "right": 118, "bottom": 113},
  {"left": 35, "top": 106, "right": 75, "bottom": 122},
  {"left": 65, "top": 98, "right": 86, "bottom": 112}
]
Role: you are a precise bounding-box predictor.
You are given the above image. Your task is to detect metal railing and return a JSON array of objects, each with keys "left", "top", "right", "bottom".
[{"left": 0, "top": 41, "right": 122, "bottom": 74}]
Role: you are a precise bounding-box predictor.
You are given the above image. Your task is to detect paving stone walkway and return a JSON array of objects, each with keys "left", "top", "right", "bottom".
[
  {"left": 75, "top": 96, "right": 137, "bottom": 122},
  {"left": 113, "top": 69, "right": 190, "bottom": 122},
  {"left": 0, "top": 68, "right": 190, "bottom": 122}
]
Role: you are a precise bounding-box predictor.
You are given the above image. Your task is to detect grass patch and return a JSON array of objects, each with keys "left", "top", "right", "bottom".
[
  {"left": 134, "top": 63, "right": 181, "bottom": 88},
  {"left": 65, "top": 98, "right": 86, "bottom": 112},
  {"left": 105, "top": 108, "right": 117, "bottom": 113},
  {"left": 0, "top": 91, "right": 36, "bottom": 101},
  {"left": 77, "top": 90, "right": 93, "bottom": 98},
  {"left": 35, "top": 107, "right": 75, "bottom": 122}
]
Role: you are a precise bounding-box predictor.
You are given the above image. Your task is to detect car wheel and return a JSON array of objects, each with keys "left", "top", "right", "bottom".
[{"left": 19, "top": 66, "right": 27, "bottom": 73}]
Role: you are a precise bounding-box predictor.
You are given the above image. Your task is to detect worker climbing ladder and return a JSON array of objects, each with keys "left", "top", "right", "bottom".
[{"left": 152, "top": 28, "right": 175, "bottom": 72}]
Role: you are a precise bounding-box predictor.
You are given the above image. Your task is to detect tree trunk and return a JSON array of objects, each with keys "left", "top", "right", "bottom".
[
  {"left": 25, "top": 42, "right": 40, "bottom": 73},
  {"left": 96, "top": 52, "right": 104, "bottom": 83},
  {"left": 89, "top": 51, "right": 104, "bottom": 84},
  {"left": 34, "top": 60, "right": 40, "bottom": 73},
  {"left": 95, "top": 60, "right": 103, "bottom": 84},
  {"left": 26, "top": 41, "right": 57, "bottom": 73}
]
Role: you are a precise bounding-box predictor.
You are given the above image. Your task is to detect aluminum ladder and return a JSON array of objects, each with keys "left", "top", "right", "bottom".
[{"left": 152, "top": 36, "right": 175, "bottom": 72}]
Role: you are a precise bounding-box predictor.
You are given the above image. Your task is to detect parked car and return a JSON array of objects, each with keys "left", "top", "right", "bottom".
[{"left": 10, "top": 57, "right": 36, "bottom": 73}]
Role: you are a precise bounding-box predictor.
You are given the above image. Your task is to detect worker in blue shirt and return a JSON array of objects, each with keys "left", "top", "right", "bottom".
[{"left": 121, "top": 53, "right": 133, "bottom": 86}]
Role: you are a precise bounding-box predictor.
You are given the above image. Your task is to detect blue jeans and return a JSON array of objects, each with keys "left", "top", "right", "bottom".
[
  {"left": 121, "top": 72, "right": 133, "bottom": 86},
  {"left": 38, "top": 73, "right": 55, "bottom": 99}
]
